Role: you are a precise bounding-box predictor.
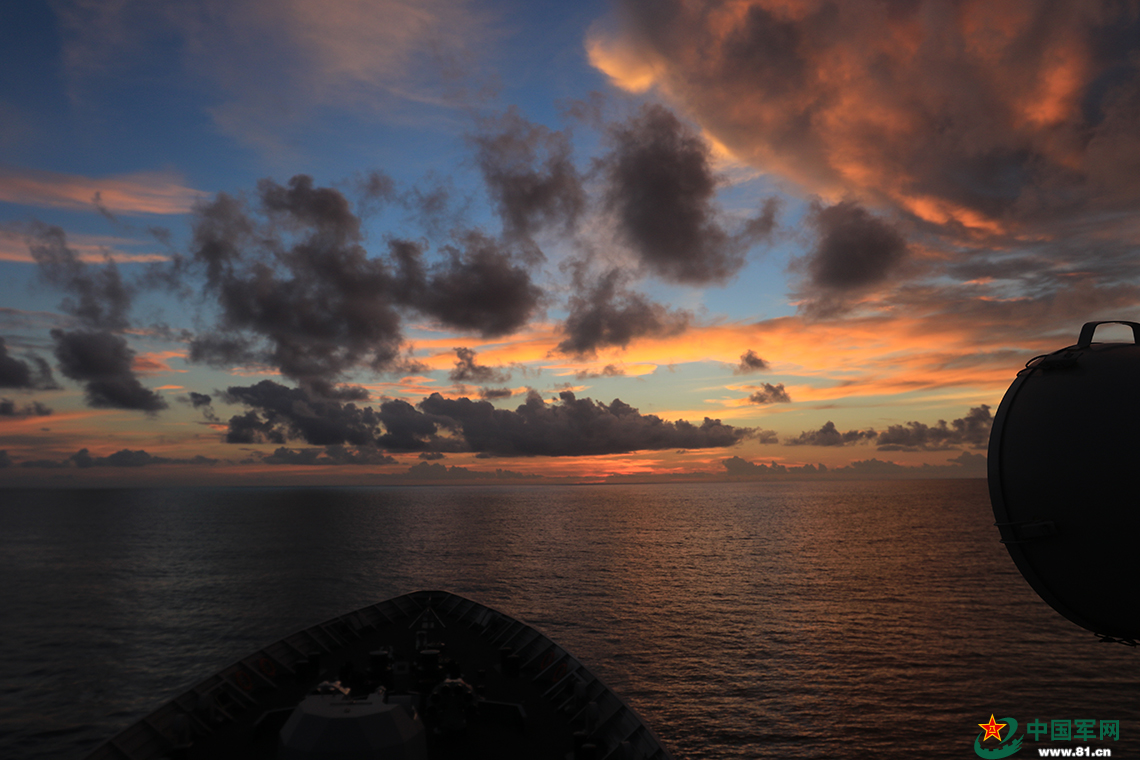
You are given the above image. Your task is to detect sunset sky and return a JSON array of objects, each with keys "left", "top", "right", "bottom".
[{"left": 2, "top": 0, "right": 1138, "bottom": 485}]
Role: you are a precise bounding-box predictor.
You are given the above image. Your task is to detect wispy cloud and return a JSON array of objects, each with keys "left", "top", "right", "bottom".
[
  {"left": 0, "top": 166, "right": 205, "bottom": 214},
  {"left": 0, "top": 228, "right": 169, "bottom": 264},
  {"left": 52, "top": 0, "right": 496, "bottom": 153}
]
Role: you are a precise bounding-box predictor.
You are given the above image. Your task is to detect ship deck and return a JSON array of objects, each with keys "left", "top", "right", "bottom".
[{"left": 84, "top": 590, "right": 672, "bottom": 760}]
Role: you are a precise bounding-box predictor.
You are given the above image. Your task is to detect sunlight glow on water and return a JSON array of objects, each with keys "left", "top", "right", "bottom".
[{"left": 1, "top": 480, "right": 1137, "bottom": 759}]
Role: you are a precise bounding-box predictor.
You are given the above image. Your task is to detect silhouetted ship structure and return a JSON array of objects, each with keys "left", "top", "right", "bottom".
[
  {"left": 990, "top": 320, "right": 1140, "bottom": 643},
  {"left": 85, "top": 590, "right": 674, "bottom": 760}
]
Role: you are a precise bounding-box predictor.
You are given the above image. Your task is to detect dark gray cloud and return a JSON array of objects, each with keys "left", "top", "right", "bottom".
[
  {"left": 470, "top": 108, "right": 585, "bottom": 241},
  {"left": 22, "top": 223, "right": 166, "bottom": 413},
  {"left": 784, "top": 406, "right": 992, "bottom": 450},
  {"left": 221, "top": 380, "right": 752, "bottom": 457},
  {"left": 723, "top": 456, "right": 824, "bottom": 477},
  {"left": 0, "top": 399, "right": 52, "bottom": 417},
  {"left": 18, "top": 448, "right": 218, "bottom": 468},
  {"left": 419, "top": 389, "right": 751, "bottom": 456},
  {"left": 189, "top": 178, "right": 405, "bottom": 391},
  {"left": 187, "top": 392, "right": 212, "bottom": 408},
  {"left": 20, "top": 458, "right": 67, "bottom": 469},
  {"left": 180, "top": 391, "right": 219, "bottom": 422},
  {"left": 575, "top": 364, "right": 626, "bottom": 380},
  {"left": 374, "top": 397, "right": 457, "bottom": 452},
  {"left": 786, "top": 420, "right": 877, "bottom": 446},
  {"left": 223, "top": 380, "right": 384, "bottom": 446},
  {"left": 28, "top": 222, "right": 133, "bottom": 331},
  {"left": 51, "top": 329, "right": 167, "bottom": 413},
  {"left": 601, "top": 104, "right": 777, "bottom": 284},
  {"left": 805, "top": 201, "right": 908, "bottom": 291},
  {"left": 404, "top": 461, "right": 541, "bottom": 480},
  {"left": 262, "top": 446, "right": 396, "bottom": 466},
  {"left": 876, "top": 405, "right": 993, "bottom": 451},
  {"left": 226, "top": 409, "right": 286, "bottom": 445},
  {"left": 449, "top": 347, "right": 511, "bottom": 384},
  {"left": 721, "top": 452, "right": 987, "bottom": 479},
  {"left": 734, "top": 350, "right": 769, "bottom": 374},
  {"left": 220, "top": 380, "right": 455, "bottom": 452},
  {"left": 350, "top": 170, "right": 397, "bottom": 218},
  {"left": 418, "top": 451, "right": 446, "bottom": 460},
  {"left": 190, "top": 176, "right": 546, "bottom": 393},
  {"left": 0, "top": 337, "right": 55, "bottom": 389},
  {"left": 794, "top": 200, "right": 909, "bottom": 317},
  {"left": 0, "top": 450, "right": 10, "bottom": 468},
  {"left": 747, "top": 383, "right": 790, "bottom": 405},
  {"left": 478, "top": 387, "right": 514, "bottom": 400},
  {"left": 556, "top": 267, "right": 691, "bottom": 357},
  {"left": 396, "top": 231, "right": 543, "bottom": 337}
]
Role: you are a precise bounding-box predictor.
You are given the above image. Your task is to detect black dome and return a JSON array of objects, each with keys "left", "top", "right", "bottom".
[{"left": 989, "top": 320, "right": 1140, "bottom": 640}]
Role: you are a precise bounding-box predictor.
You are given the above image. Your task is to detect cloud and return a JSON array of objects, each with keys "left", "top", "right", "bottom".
[
  {"left": 0, "top": 399, "right": 52, "bottom": 417},
  {"left": 419, "top": 389, "right": 752, "bottom": 456},
  {"left": 180, "top": 390, "right": 219, "bottom": 421},
  {"left": 588, "top": 1, "right": 1140, "bottom": 345},
  {"left": 223, "top": 380, "right": 384, "bottom": 446},
  {"left": 734, "top": 349, "right": 769, "bottom": 374},
  {"left": 189, "top": 177, "right": 542, "bottom": 392},
  {"left": 449, "top": 347, "right": 511, "bottom": 383},
  {"left": 0, "top": 337, "right": 56, "bottom": 389},
  {"left": 589, "top": 1, "right": 1140, "bottom": 234},
  {"left": 600, "top": 103, "right": 777, "bottom": 284},
  {"left": 403, "top": 461, "right": 541, "bottom": 480},
  {"left": 0, "top": 228, "right": 168, "bottom": 265},
  {"left": 22, "top": 223, "right": 167, "bottom": 413},
  {"left": 556, "top": 267, "right": 691, "bottom": 356},
  {"left": 18, "top": 448, "right": 218, "bottom": 468},
  {"left": 186, "top": 391, "right": 212, "bottom": 408},
  {"left": 722, "top": 451, "right": 987, "bottom": 479},
  {"left": 747, "top": 382, "right": 790, "bottom": 405},
  {"left": 28, "top": 223, "right": 134, "bottom": 331},
  {"left": 722, "top": 455, "right": 823, "bottom": 477},
  {"left": 804, "top": 200, "right": 908, "bottom": 291},
  {"left": 784, "top": 406, "right": 992, "bottom": 450},
  {"left": 51, "top": 329, "right": 167, "bottom": 413},
  {"left": 262, "top": 446, "right": 397, "bottom": 465},
  {"left": 221, "top": 380, "right": 461, "bottom": 453},
  {"left": 876, "top": 405, "right": 992, "bottom": 451},
  {"left": 478, "top": 387, "right": 513, "bottom": 400},
  {"left": 221, "top": 380, "right": 753, "bottom": 457},
  {"left": 469, "top": 108, "right": 585, "bottom": 242},
  {"left": 786, "top": 420, "right": 877, "bottom": 447},
  {"left": 53, "top": 0, "right": 494, "bottom": 152},
  {"left": 0, "top": 166, "right": 205, "bottom": 214},
  {"left": 396, "top": 231, "right": 543, "bottom": 337},
  {"left": 0, "top": 450, "right": 10, "bottom": 468},
  {"left": 575, "top": 364, "right": 626, "bottom": 380}
]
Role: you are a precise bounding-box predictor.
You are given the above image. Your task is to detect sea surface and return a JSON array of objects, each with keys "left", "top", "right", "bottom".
[{"left": 1, "top": 480, "right": 1137, "bottom": 759}]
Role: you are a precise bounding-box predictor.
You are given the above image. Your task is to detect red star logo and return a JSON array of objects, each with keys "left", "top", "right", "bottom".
[{"left": 979, "top": 715, "right": 1006, "bottom": 742}]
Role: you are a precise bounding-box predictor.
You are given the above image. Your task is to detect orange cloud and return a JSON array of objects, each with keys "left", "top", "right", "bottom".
[
  {"left": 589, "top": 0, "right": 1140, "bottom": 240},
  {"left": 0, "top": 166, "right": 205, "bottom": 215},
  {"left": 131, "top": 351, "right": 188, "bottom": 375}
]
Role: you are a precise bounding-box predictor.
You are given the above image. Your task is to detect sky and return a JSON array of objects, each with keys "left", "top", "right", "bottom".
[{"left": 1, "top": 0, "right": 1138, "bottom": 486}]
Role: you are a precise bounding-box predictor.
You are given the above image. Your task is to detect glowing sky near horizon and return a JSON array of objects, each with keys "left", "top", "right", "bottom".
[{"left": 2, "top": 0, "right": 1139, "bottom": 484}]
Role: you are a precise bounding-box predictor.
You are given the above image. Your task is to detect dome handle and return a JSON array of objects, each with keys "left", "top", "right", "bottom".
[{"left": 1076, "top": 321, "right": 1140, "bottom": 348}]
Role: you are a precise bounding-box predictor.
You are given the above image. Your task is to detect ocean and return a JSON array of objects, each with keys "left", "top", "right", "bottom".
[{"left": 0, "top": 480, "right": 1136, "bottom": 759}]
